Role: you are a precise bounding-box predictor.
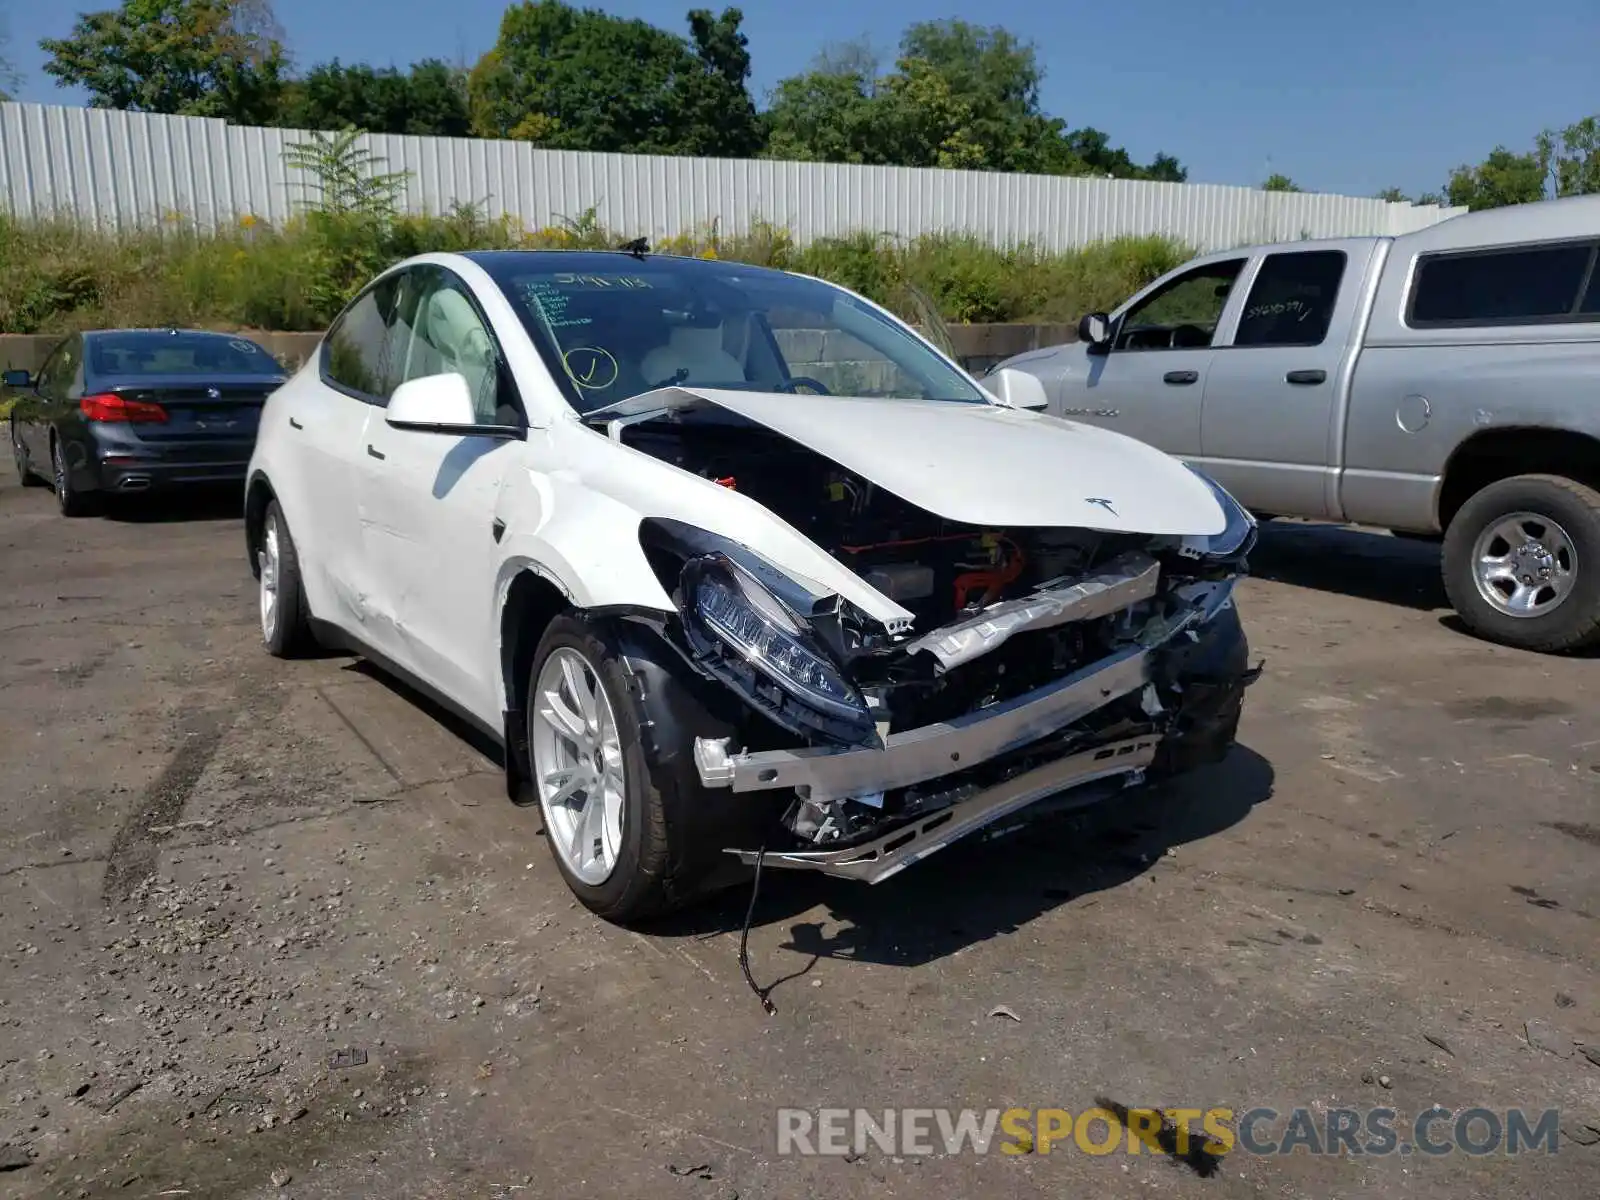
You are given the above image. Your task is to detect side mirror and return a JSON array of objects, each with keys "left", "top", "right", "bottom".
[
  {"left": 2, "top": 369, "right": 34, "bottom": 389},
  {"left": 1077, "top": 312, "right": 1112, "bottom": 356},
  {"left": 385, "top": 372, "right": 519, "bottom": 437},
  {"left": 985, "top": 367, "right": 1050, "bottom": 412}
]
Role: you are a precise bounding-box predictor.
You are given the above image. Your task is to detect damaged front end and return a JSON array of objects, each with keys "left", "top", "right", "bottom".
[{"left": 635, "top": 464, "right": 1261, "bottom": 885}]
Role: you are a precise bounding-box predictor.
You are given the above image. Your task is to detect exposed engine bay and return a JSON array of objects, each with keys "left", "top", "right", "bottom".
[{"left": 622, "top": 412, "right": 1259, "bottom": 873}]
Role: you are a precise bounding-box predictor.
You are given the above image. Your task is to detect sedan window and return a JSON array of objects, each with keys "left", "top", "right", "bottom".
[{"left": 88, "top": 332, "right": 282, "bottom": 376}]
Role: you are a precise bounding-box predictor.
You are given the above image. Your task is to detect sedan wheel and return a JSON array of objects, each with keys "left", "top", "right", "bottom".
[
  {"left": 12, "top": 424, "right": 42, "bottom": 486},
  {"left": 531, "top": 646, "right": 627, "bottom": 886},
  {"left": 51, "top": 439, "right": 94, "bottom": 517}
]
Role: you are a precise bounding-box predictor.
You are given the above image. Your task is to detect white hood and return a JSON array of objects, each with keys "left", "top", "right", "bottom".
[{"left": 595, "top": 387, "right": 1226, "bottom": 537}]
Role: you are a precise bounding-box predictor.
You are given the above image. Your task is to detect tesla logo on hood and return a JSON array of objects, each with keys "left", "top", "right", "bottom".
[{"left": 1085, "top": 497, "right": 1118, "bottom": 516}]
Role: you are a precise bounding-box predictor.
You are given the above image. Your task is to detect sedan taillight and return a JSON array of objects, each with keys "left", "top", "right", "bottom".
[{"left": 80, "top": 393, "right": 168, "bottom": 423}]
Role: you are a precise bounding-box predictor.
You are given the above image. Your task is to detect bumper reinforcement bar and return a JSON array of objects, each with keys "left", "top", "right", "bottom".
[
  {"left": 725, "top": 734, "right": 1160, "bottom": 884},
  {"left": 694, "top": 642, "right": 1153, "bottom": 802}
]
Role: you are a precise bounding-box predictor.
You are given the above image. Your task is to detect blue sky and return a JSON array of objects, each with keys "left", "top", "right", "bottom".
[{"left": 4, "top": 0, "right": 1596, "bottom": 198}]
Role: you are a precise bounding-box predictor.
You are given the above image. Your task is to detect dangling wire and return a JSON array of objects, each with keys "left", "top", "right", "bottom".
[{"left": 738, "top": 847, "right": 777, "bottom": 1015}]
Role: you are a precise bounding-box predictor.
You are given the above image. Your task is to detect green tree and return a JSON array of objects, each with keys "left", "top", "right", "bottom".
[
  {"left": 1, "top": 9, "right": 18, "bottom": 101},
  {"left": 764, "top": 20, "right": 1181, "bottom": 180},
  {"left": 467, "top": 1, "right": 762, "bottom": 157},
  {"left": 277, "top": 58, "right": 470, "bottom": 136},
  {"left": 1261, "top": 173, "right": 1301, "bottom": 192},
  {"left": 39, "top": 0, "right": 286, "bottom": 124},
  {"left": 281, "top": 127, "right": 410, "bottom": 215},
  {"left": 1444, "top": 146, "right": 1545, "bottom": 210},
  {"left": 1538, "top": 115, "right": 1600, "bottom": 198},
  {"left": 1374, "top": 186, "right": 1408, "bottom": 202},
  {"left": 1441, "top": 115, "right": 1600, "bottom": 210},
  {"left": 761, "top": 40, "right": 888, "bottom": 164}
]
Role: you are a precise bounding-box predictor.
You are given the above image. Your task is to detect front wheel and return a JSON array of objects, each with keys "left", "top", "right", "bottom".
[
  {"left": 527, "top": 616, "right": 674, "bottom": 923},
  {"left": 1442, "top": 473, "right": 1600, "bottom": 653},
  {"left": 12, "top": 422, "right": 45, "bottom": 487}
]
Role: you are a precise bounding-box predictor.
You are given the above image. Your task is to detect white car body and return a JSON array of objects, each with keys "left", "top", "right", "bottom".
[{"left": 245, "top": 249, "right": 1257, "bottom": 921}]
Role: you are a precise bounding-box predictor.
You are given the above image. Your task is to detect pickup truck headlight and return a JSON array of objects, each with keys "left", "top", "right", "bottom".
[
  {"left": 1182, "top": 464, "right": 1257, "bottom": 560},
  {"left": 680, "top": 554, "right": 877, "bottom": 745}
]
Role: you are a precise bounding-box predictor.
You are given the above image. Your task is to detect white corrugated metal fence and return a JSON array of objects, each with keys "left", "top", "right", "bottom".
[{"left": 0, "top": 102, "right": 1464, "bottom": 251}]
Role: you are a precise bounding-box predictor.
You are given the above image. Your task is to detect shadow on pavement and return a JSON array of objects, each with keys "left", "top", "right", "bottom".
[
  {"left": 1246, "top": 520, "right": 1446, "bottom": 611},
  {"left": 652, "top": 744, "right": 1275, "bottom": 987},
  {"left": 101, "top": 484, "right": 244, "bottom": 524}
]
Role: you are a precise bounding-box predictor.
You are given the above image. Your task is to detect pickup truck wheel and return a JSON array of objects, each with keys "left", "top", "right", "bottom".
[
  {"left": 1442, "top": 474, "right": 1600, "bottom": 653},
  {"left": 527, "top": 616, "right": 673, "bottom": 924}
]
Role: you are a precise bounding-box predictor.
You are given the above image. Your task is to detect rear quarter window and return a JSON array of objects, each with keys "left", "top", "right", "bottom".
[{"left": 1407, "top": 240, "right": 1599, "bottom": 328}]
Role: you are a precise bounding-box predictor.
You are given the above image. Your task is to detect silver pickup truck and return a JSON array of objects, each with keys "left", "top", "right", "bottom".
[{"left": 993, "top": 194, "right": 1600, "bottom": 655}]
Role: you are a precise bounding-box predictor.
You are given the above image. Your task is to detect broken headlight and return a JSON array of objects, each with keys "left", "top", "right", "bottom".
[
  {"left": 1180, "top": 464, "right": 1257, "bottom": 561},
  {"left": 681, "top": 555, "right": 877, "bottom": 745}
]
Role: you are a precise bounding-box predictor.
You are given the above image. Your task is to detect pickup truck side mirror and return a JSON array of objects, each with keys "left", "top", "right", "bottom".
[
  {"left": 1077, "top": 312, "right": 1112, "bottom": 356},
  {"left": 2, "top": 369, "right": 34, "bottom": 389}
]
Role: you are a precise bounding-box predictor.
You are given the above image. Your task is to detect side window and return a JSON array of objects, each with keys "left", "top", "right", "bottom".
[
  {"left": 1233, "top": 251, "right": 1347, "bottom": 347},
  {"left": 1583, "top": 267, "right": 1600, "bottom": 315},
  {"left": 323, "top": 278, "right": 399, "bottom": 400},
  {"left": 389, "top": 267, "right": 517, "bottom": 425},
  {"left": 1408, "top": 241, "right": 1598, "bottom": 327},
  {"left": 1114, "top": 259, "right": 1245, "bottom": 351},
  {"left": 38, "top": 337, "right": 83, "bottom": 398}
]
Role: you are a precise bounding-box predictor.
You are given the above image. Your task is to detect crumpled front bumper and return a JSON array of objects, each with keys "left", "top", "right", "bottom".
[{"left": 694, "top": 576, "right": 1247, "bottom": 883}]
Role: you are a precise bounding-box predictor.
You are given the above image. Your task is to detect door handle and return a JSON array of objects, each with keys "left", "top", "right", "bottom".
[
  {"left": 288, "top": 417, "right": 303, "bottom": 430},
  {"left": 366, "top": 444, "right": 386, "bottom": 460},
  {"left": 1286, "top": 369, "right": 1327, "bottom": 385},
  {"left": 1162, "top": 370, "right": 1199, "bottom": 385}
]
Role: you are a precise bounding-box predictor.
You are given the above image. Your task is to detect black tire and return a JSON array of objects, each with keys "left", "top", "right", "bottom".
[
  {"left": 11, "top": 421, "right": 46, "bottom": 487},
  {"left": 51, "top": 436, "right": 97, "bottom": 517},
  {"left": 259, "top": 500, "right": 315, "bottom": 657},
  {"left": 527, "top": 615, "right": 675, "bottom": 924},
  {"left": 1442, "top": 473, "right": 1600, "bottom": 654}
]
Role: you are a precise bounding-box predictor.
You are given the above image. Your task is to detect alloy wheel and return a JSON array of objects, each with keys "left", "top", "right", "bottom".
[
  {"left": 1471, "top": 511, "right": 1577, "bottom": 618},
  {"left": 530, "top": 647, "right": 626, "bottom": 886},
  {"left": 258, "top": 520, "right": 281, "bottom": 642}
]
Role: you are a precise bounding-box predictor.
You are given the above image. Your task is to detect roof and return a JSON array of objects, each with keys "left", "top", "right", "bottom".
[
  {"left": 460, "top": 248, "right": 793, "bottom": 280},
  {"left": 80, "top": 327, "right": 271, "bottom": 341},
  {"left": 1394, "top": 193, "right": 1600, "bottom": 254}
]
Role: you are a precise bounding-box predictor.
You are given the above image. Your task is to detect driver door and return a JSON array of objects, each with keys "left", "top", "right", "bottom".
[
  {"left": 1072, "top": 256, "right": 1249, "bottom": 456},
  {"left": 356, "top": 264, "right": 528, "bottom": 725}
]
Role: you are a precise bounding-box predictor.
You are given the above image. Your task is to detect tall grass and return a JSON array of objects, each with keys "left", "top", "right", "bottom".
[{"left": 0, "top": 209, "right": 1194, "bottom": 335}]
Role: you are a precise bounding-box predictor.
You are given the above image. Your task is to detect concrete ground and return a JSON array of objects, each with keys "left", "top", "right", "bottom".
[{"left": 1, "top": 471, "right": 1597, "bottom": 1200}]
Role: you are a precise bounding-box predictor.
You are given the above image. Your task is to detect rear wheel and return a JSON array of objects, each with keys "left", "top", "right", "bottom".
[
  {"left": 1442, "top": 473, "right": 1600, "bottom": 653},
  {"left": 51, "top": 436, "right": 97, "bottom": 517},
  {"left": 259, "top": 500, "right": 314, "bottom": 657},
  {"left": 527, "top": 616, "right": 674, "bottom": 923}
]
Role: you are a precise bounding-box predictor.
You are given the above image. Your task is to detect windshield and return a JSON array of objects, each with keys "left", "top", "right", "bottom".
[
  {"left": 477, "top": 253, "right": 988, "bottom": 414},
  {"left": 89, "top": 332, "right": 284, "bottom": 377}
]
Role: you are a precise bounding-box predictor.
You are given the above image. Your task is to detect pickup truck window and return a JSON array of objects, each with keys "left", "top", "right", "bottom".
[
  {"left": 1113, "top": 259, "right": 1244, "bottom": 351},
  {"left": 1233, "top": 250, "right": 1347, "bottom": 347},
  {"left": 1408, "top": 239, "right": 1600, "bottom": 328}
]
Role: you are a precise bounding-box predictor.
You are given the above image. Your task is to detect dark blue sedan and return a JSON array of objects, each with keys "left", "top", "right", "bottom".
[{"left": 6, "top": 328, "right": 289, "bottom": 516}]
